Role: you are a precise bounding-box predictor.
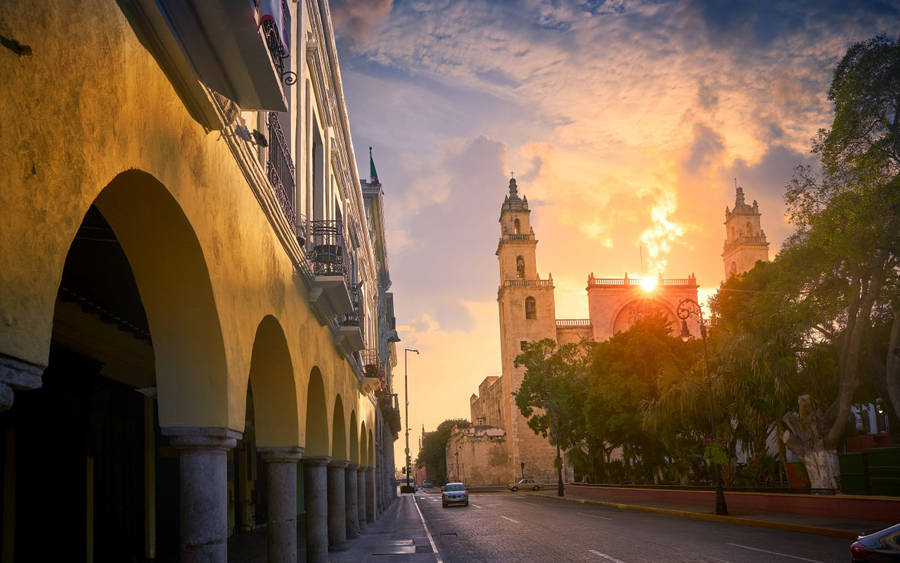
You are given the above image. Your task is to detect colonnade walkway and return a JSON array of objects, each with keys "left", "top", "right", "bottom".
[{"left": 329, "top": 493, "right": 438, "bottom": 562}]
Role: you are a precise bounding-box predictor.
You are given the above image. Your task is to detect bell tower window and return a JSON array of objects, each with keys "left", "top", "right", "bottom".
[
  {"left": 525, "top": 296, "right": 536, "bottom": 320},
  {"left": 516, "top": 256, "right": 525, "bottom": 279},
  {"left": 514, "top": 218, "right": 521, "bottom": 234}
]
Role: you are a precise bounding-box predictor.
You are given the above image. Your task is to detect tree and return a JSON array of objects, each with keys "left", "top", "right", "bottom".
[
  {"left": 514, "top": 338, "right": 588, "bottom": 495},
  {"left": 415, "top": 418, "right": 470, "bottom": 484}
]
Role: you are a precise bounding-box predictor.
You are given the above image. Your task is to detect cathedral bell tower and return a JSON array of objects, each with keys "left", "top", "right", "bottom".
[
  {"left": 723, "top": 184, "right": 770, "bottom": 279},
  {"left": 496, "top": 177, "right": 559, "bottom": 483}
]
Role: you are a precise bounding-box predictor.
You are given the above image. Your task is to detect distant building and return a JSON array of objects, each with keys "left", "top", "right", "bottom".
[
  {"left": 456, "top": 178, "right": 701, "bottom": 485},
  {"left": 723, "top": 185, "right": 770, "bottom": 279}
]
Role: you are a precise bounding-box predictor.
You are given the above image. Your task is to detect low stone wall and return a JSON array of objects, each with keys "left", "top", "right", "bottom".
[{"left": 566, "top": 485, "right": 900, "bottom": 523}]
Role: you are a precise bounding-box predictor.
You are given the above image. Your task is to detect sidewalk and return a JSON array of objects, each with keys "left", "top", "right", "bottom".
[
  {"left": 531, "top": 489, "right": 894, "bottom": 539},
  {"left": 329, "top": 494, "right": 439, "bottom": 562}
]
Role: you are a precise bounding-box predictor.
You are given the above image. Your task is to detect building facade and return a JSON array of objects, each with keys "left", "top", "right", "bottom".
[
  {"left": 723, "top": 185, "right": 770, "bottom": 279},
  {"left": 459, "top": 178, "right": 701, "bottom": 485},
  {"left": 0, "top": 1, "right": 400, "bottom": 561}
]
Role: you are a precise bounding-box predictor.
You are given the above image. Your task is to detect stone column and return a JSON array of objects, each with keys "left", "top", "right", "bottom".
[
  {"left": 356, "top": 466, "right": 367, "bottom": 532},
  {"left": 163, "top": 427, "right": 241, "bottom": 563},
  {"left": 327, "top": 460, "right": 348, "bottom": 551},
  {"left": 0, "top": 355, "right": 43, "bottom": 412},
  {"left": 345, "top": 463, "right": 360, "bottom": 539},
  {"left": 259, "top": 447, "right": 303, "bottom": 563},
  {"left": 303, "top": 456, "right": 330, "bottom": 563},
  {"left": 365, "top": 466, "right": 376, "bottom": 523}
]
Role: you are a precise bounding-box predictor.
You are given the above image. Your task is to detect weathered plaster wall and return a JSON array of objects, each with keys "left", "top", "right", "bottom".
[{"left": 446, "top": 427, "right": 510, "bottom": 486}]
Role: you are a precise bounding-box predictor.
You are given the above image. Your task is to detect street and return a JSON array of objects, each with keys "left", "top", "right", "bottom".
[{"left": 414, "top": 490, "right": 849, "bottom": 563}]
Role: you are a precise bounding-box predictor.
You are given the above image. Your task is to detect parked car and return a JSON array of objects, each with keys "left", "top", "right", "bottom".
[
  {"left": 509, "top": 478, "right": 542, "bottom": 491},
  {"left": 850, "top": 523, "right": 900, "bottom": 562},
  {"left": 423, "top": 480, "right": 433, "bottom": 488},
  {"left": 441, "top": 482, "right": 469, "bottom": 507}
]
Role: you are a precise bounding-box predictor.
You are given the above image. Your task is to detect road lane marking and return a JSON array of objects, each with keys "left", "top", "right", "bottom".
[
  {"left": 588, "top": 549, "right": 626, "bottom": 563},
  {"left": 470, "top": 503, "right": 483, "bottom": 509},
  {"left": 501, "top": 516, "right": 520, "bottom": 523},
  {"left": 577, "top": 511, "right": 612, "bottom": 520},
  {"left": 727, "top": 543, "right": 822, "bottom": 562},
  {"left": 412, "top": 497, "right": 443, "bottom": 563}
]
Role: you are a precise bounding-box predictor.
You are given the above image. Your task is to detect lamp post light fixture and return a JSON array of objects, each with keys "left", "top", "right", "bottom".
[
  {"left": 404, "top": 348, "right": 419, "bottom": 492},
  {"left": 676, "top": 298, "right": 728, "bottom": 516}
]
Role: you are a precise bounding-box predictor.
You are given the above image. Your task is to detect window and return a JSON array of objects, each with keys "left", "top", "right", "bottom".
[
  {"left": 525, "top": 297, "right": 536, "bottom": 319},
  {"left": 520, "top": 341, "right": 527, "bottom": 351},
  {"left": 514, "top": 218, "right": 521, "bottom": 234},
  {"left": 516, "top": 256, "right": 525, "bottom": 279},
  {"left": 745, "top": 221, "right": 753, "bottom": 236},
  {"left": 311, "top": 121, "right": 324, "bottom": 220}
]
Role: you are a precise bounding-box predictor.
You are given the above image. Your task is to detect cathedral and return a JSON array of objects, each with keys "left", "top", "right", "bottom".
[{"left": 446, "top": 179, "right": 770, "bottom": 486}]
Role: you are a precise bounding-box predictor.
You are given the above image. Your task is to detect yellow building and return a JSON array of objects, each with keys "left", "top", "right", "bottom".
[
  {"left": 461, "top": 178, "right": 702, "bottom": 486},
  {"left": 0, "top": 1, "right": 401, "bottom": 561}
]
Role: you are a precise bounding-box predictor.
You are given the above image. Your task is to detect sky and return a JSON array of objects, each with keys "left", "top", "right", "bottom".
[{"left": 329, "top": 0, "right": 900, "bottom": 468}]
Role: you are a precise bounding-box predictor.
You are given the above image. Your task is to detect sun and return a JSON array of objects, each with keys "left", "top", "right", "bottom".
[{"left": 639, "top": 277, "right": 657, "bottom": 292}]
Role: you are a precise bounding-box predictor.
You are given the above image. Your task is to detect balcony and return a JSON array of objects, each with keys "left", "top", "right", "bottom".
[
  {"left": 307, "top": 220, "right": 353, "bottom": 318},
  {"left": 360, "top": 349, "right": 382, "bottom": 394},
  {"left": 556, "top": 319, "right": 592, "bottom": 327},
  {"left": 155, "top": 0, "right": 289, "bottom": 111},
  {"left": 266, "top": 112, "right": 295, "bottom": 226},
  {"left": 337, "top": 284, "right": 365, "bottom": 353}
]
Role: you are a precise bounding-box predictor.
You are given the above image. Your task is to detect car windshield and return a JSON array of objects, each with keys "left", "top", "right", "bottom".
[{"left": 445, "top": 484, "right": 465, "bottom": 491}]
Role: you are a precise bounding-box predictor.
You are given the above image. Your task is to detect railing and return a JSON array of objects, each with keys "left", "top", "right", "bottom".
[
  {"left": 723, "top": 235, "right": 768, "bottom": 253},
  {"left": 309, "top": 220, "right": 348, "bottom": 281},
  {"left": 260, "top": 0, "right": 297, "bottom": 86},
  {"left": 588, "top": 277, "right": 696, "bottom": 287},
  {"left": 556, "top": 319, "right": 592, "bottom": 327},
  {"left": 338, "top": 283, "right": 363, "bottom": 328},
  {"left": 266, "top": 112, "right": 296, "bottom": 226},
  {"left": 503, "top": 279, "right": 553, "bottom": 288},
  {"left": 361, "top": 349, "right": 382, "bottom": 382},
  {"left": 502, "top": 233, "right": 534, "bottom": 241}
]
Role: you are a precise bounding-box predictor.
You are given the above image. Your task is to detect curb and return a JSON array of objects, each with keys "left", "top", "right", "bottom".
[{"left": 531, "top": 493, "right": 860, "bottom": 539}]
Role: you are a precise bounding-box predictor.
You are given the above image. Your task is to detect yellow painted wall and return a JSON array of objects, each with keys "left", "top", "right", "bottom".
[{"left": 0, "top": 0, "right": 375, "bottom": 458}]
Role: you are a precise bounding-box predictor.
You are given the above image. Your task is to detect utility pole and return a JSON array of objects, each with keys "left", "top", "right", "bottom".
[{"left": 404, "top": 348, "right": 419, "bottom": 490}]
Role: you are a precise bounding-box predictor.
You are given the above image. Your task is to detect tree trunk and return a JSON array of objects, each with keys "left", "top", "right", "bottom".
[
  {"left": 783, "top": 395, "right": 840, "bottom": 489},
  {"left": 775, "top": 419, "right": 788, "bottom": 487},
  {"left": 887, "top": 309, "right": 900, "bottom": 422},
  {"left": 825, "top": 261, "right": 885, "bottom": 449}
]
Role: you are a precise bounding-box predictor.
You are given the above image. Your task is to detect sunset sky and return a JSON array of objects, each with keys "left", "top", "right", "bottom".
[{"left": 330, "top": 0, "right": 899, "bottom": 466}]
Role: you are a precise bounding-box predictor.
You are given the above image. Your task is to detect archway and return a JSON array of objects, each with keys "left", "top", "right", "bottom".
[
  {"left": 248, "top": 316, "right": 299, "bottom": 447},
  {"left": 0, "top": 169, "right": 227, "bottom": 560},
  {"left": 349, "top": 411, "right": 359, "bottom": 464},
  {"left": 360, "top": 421, "right": 368, "bottom": 468},
  {"left": 332, "top": 395, "right": 347, "bottom": 460},
  {"left": 94, "top": 170, "right": 230, "bottom": 426},
  {"left": 304, "top": 368, "right": 329, "bottom": 455},
  {"left": 611, "top": 298, "right": 678, "bottom": 336}
]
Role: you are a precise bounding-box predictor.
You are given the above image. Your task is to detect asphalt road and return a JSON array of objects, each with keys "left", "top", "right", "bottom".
[{"left": 414, "top": 490, "right": 849, "bottom": 563}]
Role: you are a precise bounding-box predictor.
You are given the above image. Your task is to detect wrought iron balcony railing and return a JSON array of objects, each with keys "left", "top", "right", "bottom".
[
  {"left": 309, "top": 220, "right": 348, "bottom": 279},
  {"left": 338, "top": 283, "right": 363, "bottom": 328},
  {"left": 266, "top": 112, "right": 296, "bottom": 226},
  {"left": 260, "top": 0, "right": 297, "bottom": 86},
  {"left": 361, "top": 349, "right": 382, "bottom": 383}
]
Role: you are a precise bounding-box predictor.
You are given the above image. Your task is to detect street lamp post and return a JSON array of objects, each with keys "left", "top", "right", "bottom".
[
  {"left": 404, "top": 348, "right": 419, "bottom": 491},
  {"left": 676, "top": 298, "right": 728, "bottom": 516}
]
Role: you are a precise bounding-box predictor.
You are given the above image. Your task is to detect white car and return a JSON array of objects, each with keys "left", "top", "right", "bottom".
[{"left": 441, "top": 482, "right": 469, "bottom": 507}]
